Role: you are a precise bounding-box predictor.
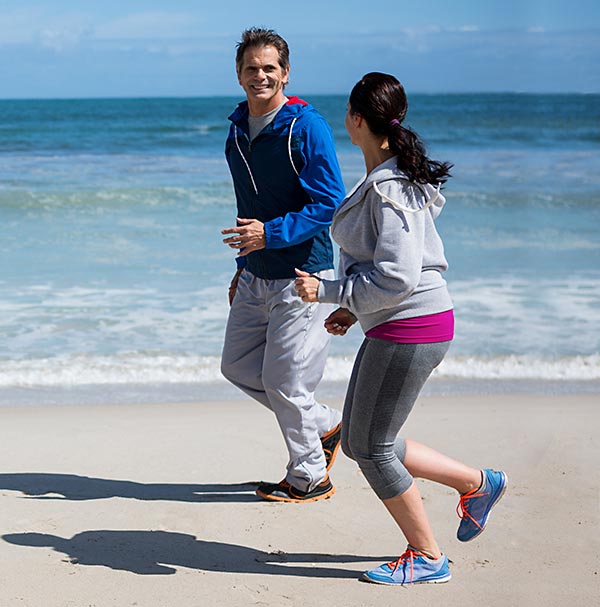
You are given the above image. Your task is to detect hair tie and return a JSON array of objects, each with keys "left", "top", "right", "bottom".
[{"left": 389, "top": 119, "right": 400, "bottom": 126}]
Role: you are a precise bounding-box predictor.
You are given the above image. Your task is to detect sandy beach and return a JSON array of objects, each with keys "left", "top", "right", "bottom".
[{"left": 0, "top": 393, "right": 597, "bottom": 607}]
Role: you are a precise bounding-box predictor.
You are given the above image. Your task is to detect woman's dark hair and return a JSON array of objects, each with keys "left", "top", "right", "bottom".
[
  {"left": 349, "top": 72, "right": 452, "bottom": 184},
  {"left": 235, "top": 27, "right": 290, "bottom": 74}
]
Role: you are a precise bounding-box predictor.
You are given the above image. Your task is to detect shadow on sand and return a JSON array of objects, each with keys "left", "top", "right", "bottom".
[
  {"left": 3, "top": 530, "right": 389, "bottom": 578},
  {"left": 0, "top": 473, "right": 261, "bottom": 503}
]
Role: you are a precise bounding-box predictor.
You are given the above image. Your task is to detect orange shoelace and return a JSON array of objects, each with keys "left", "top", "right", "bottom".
[
  {"left": 456, "top": 487, "right": 490, "bottom": 529},
  {"left": 386, "top": 548, "right": 430, "bottom": 583}
]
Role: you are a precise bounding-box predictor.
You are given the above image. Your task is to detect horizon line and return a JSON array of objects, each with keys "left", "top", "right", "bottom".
[{"left": 1, "top": 91, "right": 598, "bottom": 102}]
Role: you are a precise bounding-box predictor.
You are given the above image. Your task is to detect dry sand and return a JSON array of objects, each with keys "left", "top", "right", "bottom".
[{"left": 0, "top": 394, "right": 598, "bottom": 606}]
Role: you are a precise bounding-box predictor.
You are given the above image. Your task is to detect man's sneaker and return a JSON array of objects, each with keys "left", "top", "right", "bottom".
[
  {"left": 256, "top": 475, "right": 335, "bottom": 503},
  {"left": 320, "top": 422, "right": 342, "bottom": 471},
  {"left": 457, "top": 468, "right": 507, "bottom": 542},
  {"left": 361, "top": 547, "right": 451, "bottom": 585}
]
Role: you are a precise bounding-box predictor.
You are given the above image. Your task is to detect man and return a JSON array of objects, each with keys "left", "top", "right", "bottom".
[{"left": 220, "top": 28, "right": 345, "bottom": 503}]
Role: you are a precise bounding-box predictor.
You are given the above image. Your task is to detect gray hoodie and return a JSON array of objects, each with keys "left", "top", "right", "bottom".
[{"left": 318, "top": 156, "right": 453, "bottom": 333}]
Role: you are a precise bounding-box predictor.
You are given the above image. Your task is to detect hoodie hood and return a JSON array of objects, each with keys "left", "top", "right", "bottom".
[{"left": 343, "top": 156, "right": 446, "bottom": 220}]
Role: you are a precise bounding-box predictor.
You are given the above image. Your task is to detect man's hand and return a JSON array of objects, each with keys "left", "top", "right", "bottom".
[
  {"left": 324, "top": 307, "right": 357, "bottom": 336},
  {"left": 221, "top": 218, "right": 266, "bottom": 256},
  {"left": 228, "top": 268, "right": 243, "bottom": 306},
  {"left": 294, "top": 269, "right": 320, "bottom": 303}
]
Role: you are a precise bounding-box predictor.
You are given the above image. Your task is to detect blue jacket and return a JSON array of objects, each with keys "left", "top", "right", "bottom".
[{"left": 225, "top": 97, "right": 345, "bottom": 279}]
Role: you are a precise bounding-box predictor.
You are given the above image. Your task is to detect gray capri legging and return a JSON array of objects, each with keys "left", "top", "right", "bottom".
[{"left": 341, "top": 337, "right": 451, "bottom": 501}]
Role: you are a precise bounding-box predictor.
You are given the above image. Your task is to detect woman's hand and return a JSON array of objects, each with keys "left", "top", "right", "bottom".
[
  {"left": 294, "top": 269, "right": 320, "bottom": 302},
  {"left": 324, "top": 307, "right": 357, "bottom": 336}
]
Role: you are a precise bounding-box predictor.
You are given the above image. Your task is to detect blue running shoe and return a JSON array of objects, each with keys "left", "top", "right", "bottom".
[
  {"left": 457, "top": 468, "right": 507, "bottom": 542},
  {"left": 361, "top": 547, "right": 451, "bottom": 585}
]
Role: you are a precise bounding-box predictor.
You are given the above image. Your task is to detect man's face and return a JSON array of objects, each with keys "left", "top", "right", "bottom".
[{"left": 237, "top": 45, "right": 290, "bottom": 113}]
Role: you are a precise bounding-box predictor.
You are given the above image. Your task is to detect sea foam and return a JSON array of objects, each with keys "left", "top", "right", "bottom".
[{"left": 1, "top": 353, "right": 598, "bottom": 387}]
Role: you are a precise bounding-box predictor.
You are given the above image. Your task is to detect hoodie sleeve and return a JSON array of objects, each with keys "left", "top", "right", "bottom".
[
  {"left": 318, "top": 182, "right": 426, "bottom": 314},
  {"left": 264, "top": 115, "right": 345, "bottom": 248}
]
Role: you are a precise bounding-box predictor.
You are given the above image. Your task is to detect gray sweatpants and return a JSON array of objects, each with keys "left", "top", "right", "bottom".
[
  {"left": 221, "top": 269, "right": 341, "bottom": 492},
  {"left": 341, "top": 338, "right": 451, "bottom": 500}
]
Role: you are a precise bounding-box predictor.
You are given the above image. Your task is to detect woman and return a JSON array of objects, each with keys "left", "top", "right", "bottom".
[{"left": 294, "top": 72, "right": 506, "bottom": 586}]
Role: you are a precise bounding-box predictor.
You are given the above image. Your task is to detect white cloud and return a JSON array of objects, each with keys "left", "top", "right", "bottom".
[
  {"left": 459, "top": 25, "right": 480, "bottom": 32},
  {"left": 0, "top": 8, "right": 205, "bottom": 47},
  {"left": 0, "top": 8, "right": 47, "bottom": 43},
  {"left": 36, "top": 27, "right": 92, "bottom": 51},
  {"left": 1, "top": 23, "right": 598, "bottom": 96},
  {"left": 94, "top": 12, "right": 204, "bottom": 40},
  {"left": 528, "top": 26, "right": 546, "bottom": 33},
  {"left": 0, "top": 7, "right": 97, "bottom": 50}
]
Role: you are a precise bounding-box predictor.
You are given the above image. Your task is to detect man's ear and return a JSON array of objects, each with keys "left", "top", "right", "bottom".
[{"left": 282, "top": 65, "right": 290, "bottom": 86}]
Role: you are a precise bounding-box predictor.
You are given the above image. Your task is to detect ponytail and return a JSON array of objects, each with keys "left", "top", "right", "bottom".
[{"left": 388, "top": 121, "right": 452, "bottom": 185}]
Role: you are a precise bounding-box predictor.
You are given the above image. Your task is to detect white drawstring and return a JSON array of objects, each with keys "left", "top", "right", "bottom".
[
  {"left": 372, "top": 181, "right": 441, "bottom": 214},
  {"left": 234, "top": 119, "right": 301, "bottom": 192},
  {"left": 287, "top": 117, "right": 300, "bottom": 176},
  {"left": 234, "top": 126, "right": 258, "bottom": 194}
]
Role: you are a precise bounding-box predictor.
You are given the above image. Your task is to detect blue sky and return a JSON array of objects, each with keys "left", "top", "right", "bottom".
[{"left": 0, "top": 0, "right": 598, "bottom": 98}]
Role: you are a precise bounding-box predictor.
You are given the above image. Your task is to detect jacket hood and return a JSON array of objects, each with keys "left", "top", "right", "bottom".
[
  {"left": 349, "top": 156, "right": 446, "bottom": 219},
  {"left": 228, "top": 96, "right": 313, "bottom": 131}
]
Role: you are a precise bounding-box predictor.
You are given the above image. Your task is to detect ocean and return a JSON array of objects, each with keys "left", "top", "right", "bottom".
[{"left": 1, "top": 94, "right": 599, "bottom": 405}]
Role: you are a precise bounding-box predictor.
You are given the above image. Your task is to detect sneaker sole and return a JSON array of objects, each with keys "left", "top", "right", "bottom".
[
  {"left": 460, "top": 472, "right": 508, "bottom": 542},
  {"left": 255, "top": 485, "right": 336, "bottom": 503},
  {"left": 321, "top": 423, "right": 342, "bottom": 471},
  {"left": 360, "top": 572, "right": 452, "bottom": 585},
  {"left": 325, "top": 441, "right": 341, "bottom": 471}
]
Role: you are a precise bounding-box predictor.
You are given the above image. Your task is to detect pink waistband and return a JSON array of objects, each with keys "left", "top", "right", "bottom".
[{"left": 365, "top": 309, "right": 454, "bottom": 344}]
